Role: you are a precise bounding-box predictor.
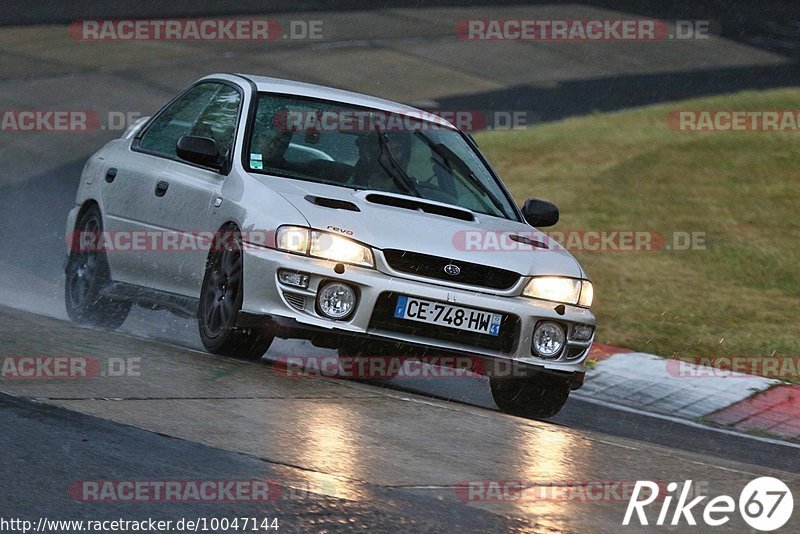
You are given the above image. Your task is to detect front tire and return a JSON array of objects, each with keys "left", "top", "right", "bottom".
[
  {"left": 490, "top": 375, "right": 571, "bottom": 419},
  {"left": 198, "top": 225, "right": 273, "bottom": 360},
  {"left": 64, "top": 205, "right": 131, "bottom": 329}
]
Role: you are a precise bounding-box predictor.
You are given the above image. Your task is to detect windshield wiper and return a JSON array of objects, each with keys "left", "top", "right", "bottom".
[
  {"left": 376, "top": 132, "right": 421, "bottom": 197},
  {"left": 414, "top": 132, "right": 511, "bottom": 219}
]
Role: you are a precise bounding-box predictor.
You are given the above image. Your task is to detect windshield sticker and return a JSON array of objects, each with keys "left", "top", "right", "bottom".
[{"left": 250, "top": 153, "right": 263, "bottom": 169}]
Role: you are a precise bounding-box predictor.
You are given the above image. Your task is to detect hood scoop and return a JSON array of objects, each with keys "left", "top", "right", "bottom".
[
  {"left": 509, "top": 233, "right": 548, "bottom": 249},
  {"left": 304, "top": 195, "right": 360, "bottom": 212},
  {"left": 365, "top": 194, "right": 474, "bottom": 222}
]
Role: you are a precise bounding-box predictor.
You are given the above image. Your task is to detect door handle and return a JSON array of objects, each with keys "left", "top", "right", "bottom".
[
  {"left": 155, "top": 180, "right": 169, "bottom": 197},
  {"left": 105, "top": 168, "right": 117, "bottom": 183}
]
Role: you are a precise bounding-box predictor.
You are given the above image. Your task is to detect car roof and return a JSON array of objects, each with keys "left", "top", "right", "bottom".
[{"left": 224, "top": 72, "right": 458, "bottom": 131}]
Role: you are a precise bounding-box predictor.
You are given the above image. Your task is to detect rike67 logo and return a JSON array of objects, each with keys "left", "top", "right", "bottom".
[{"left": 624, "top": 477, "right": 793, "bottom": 531}]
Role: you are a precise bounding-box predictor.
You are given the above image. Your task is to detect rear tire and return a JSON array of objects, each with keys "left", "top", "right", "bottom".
[
  {"left": 490, "top": 375, "right": 570, "bottom": 419},
  {"left": 198, "top": 225, "right": 273, "bottom": 360},
  {"left": 64, "top": 205, "right": 131, "bottom": 329}
]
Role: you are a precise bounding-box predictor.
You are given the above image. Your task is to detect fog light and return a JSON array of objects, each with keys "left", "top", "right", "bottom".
[
  {"left": 278, "top": 270, "right": 309, "bottom": 288},
  {"left": 572, "top": 324, "right": 594, "bottom": 341},
  {"left": 533, "top": 321, "right": 566, "bottom": 358},
  {"left": 317, "top": 282, "right": 356, "bottom": 320}
]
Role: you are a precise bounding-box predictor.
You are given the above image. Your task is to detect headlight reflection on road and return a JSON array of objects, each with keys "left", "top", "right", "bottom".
[
  {"left": 516, "top": 428, "right": 592, "bottom": 521},
  {"left": 293, "top": 402, "right": 364, "bottom": 501}
]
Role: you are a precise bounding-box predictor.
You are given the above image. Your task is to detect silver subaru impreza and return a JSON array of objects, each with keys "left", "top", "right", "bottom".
[{"left": 65, "top": 73, "right": 595, "bottom": 418}]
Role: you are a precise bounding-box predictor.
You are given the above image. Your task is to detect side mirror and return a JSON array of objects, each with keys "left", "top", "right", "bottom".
[
  {"left": 176, "top": 135, "right": 222, "bottom": 170},
  {"left": 521, "top": 198, "right": 559, "bottom": 227}
]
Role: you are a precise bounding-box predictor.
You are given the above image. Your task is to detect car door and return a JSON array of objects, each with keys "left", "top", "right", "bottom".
[
  {"left": 98, "top": 148, "right": 166, "bottom": 288},
  {"left": 133, "top": 81, "right": 242, "bottom": 298}
]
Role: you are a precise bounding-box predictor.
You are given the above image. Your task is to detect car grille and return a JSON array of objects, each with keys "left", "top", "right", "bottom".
[
  {"left": 382, "top": 249, "right": 520, "bottom": 290},
  {"left": 282, "top": 291, "right": 306, "bottom": 310},
  {"left": 369, "top": 292, "right": 520, "bottom": 353}
]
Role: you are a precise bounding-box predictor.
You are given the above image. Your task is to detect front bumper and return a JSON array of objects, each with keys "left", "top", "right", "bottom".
[{"left": 241, "top": 245, "right": 596, "bottom": 374}]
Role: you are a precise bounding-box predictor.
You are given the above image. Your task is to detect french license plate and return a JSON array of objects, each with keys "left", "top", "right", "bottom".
[{"left": 393, "top": 295, "right": 502, "bottom": 336}]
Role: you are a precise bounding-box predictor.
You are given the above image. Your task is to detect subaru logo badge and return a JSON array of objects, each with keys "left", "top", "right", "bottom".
[{"left": 443, "top": 263, "right": 461, "bottom": 276}]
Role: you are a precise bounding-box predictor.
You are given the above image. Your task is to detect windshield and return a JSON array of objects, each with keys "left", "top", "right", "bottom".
[{"left": 246, "top": 93, "right": 518, "bottom": 220}]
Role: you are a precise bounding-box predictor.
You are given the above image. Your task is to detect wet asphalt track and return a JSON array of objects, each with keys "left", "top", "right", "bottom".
[
  {"left": 2, "top": 3, "right": 800, "bottom": 531},
  {"left": 2, "top": 306, "right": 800, "bottom": 532},
  {"left": 2, "top": 149, "right": 800, "bottom": 532}
]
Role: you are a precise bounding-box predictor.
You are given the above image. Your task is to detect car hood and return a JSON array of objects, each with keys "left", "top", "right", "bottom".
[{"left": 258, "top": 176, "right": 586, "bottom": 279}]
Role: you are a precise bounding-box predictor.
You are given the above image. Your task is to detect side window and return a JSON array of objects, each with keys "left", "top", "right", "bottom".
[
  {"left": 192, "top": 85, "right": 241, "bottom": 158},
  {"left": 250, "top": 96, "right": 362, "bottom": 167},
  {"left": 138, "top": 82, "right": 241, "bottom": 161}
]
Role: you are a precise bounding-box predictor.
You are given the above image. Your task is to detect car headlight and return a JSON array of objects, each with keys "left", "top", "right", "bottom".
[
  {"left": 276, "top": 226, "right": 375, "bottom": 268},
  {"left": 310, "top": 231, "right": 374, "bottom": 267},
  {"left": 276, "top": 226, "right": 309, "bottom": 253},
  {"left": 523, "top": 276, "right": 593, "bottom": 307},
  {"left": 578, "top": 280, "right": 593, "bottom": 307}
]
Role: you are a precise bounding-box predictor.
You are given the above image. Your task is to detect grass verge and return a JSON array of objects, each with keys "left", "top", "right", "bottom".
[{"left": 476, "top": 89, "right": 800, "bottom": 363}]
